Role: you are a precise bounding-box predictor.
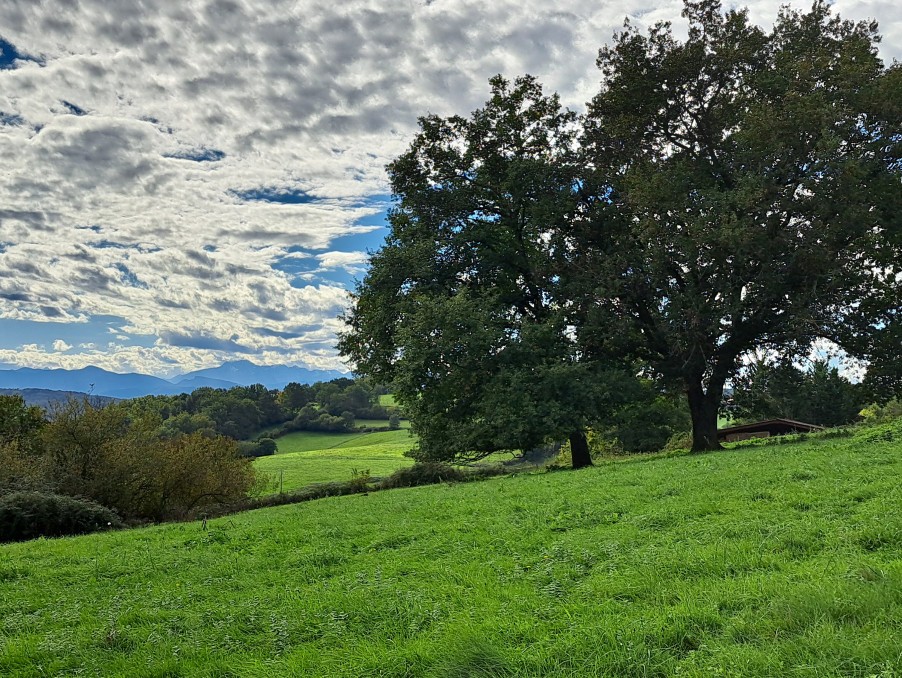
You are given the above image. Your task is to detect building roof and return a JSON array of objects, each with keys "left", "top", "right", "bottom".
[{"left": 717, "top": 418, "right": 825, "bottom": 437}]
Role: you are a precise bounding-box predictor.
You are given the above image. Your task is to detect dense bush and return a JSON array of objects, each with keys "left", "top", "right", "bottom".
[
  {"left": 0, "top": 491, "right": 123, "bottom": 543},
  {"left": 378, "top": 462, "right": 467, "bottom": 488},
  {"left": 237, "top": 438, "right": 277, "bottom": 458},
  {"left": 859, "top": 399, "right": 902, "bottom": 423},
  {"left": 378, "top": 462, "right": 506, "bottom": 489},
  {"left": 39, "top": 399, "right": 258, "bottom": 521}
]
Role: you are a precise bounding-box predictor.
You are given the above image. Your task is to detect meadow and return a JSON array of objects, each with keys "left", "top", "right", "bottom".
[
  {"left": 254, "top": 428, "right": 417, "bottom": 493},
  {"left": 1, "top": 425, "right": 901, "bottom": 677}
]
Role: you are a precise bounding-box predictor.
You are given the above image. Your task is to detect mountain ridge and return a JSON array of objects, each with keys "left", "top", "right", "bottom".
[{"left": 0, "top": 361, "right": 347, "bottom": 399}]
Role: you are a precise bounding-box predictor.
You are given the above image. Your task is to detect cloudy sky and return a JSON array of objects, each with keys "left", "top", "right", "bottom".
[{"left": 1, "top": 0, "right": 899, "bottom": 377}]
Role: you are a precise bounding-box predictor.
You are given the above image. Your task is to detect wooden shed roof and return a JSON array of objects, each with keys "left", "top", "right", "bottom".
[{"left": 717, "top": 418, "right": 825, "bottom": 438}]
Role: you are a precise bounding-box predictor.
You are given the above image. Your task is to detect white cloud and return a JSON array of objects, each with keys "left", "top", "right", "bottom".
[
  {"left": 52, "top": 339, "right": 72, "bottom": 352},
  {"left": 316, "top": 250, "right": 370, "bottom": 272},
  {"left": 0, "top": 0, "right": 898, "bottom": 376}
]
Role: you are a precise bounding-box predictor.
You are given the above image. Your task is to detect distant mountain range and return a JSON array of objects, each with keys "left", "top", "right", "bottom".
[
  {"left": 0, "top": 388, "right": 120, "bottom": 409},
  {"left": 0, "top": 360, "right": 346, "bottom": 400}
]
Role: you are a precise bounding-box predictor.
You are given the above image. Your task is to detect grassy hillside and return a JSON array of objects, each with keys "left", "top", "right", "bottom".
[
  {"left": 2, "top": 426, "right": 901, "bottom": 677},
  {"left": 254, "top": 428, "right": 417, "bottom": 492}
]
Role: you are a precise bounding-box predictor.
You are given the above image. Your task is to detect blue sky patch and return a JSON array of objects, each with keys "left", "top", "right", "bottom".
[
  {"left": 166, "top": 147, "right": 226, "bottom": 162},
  {"left": 230, "top": 187, "right": 319, "bottom": 204},
  {"left": 330, "top": 195, "right": 393, "bottom": 254},
  {"left": 0, "top": 37, "right": 41, "bottom": 69},
  {"left": 61, "top": 100, "right": 88, "bottom": 116},
  {"left": 0, "top": 111, "right": 24, "bottom": 126},
  {"left": 0, "top": 315, "right": 155, "bottom": 351},
  {"left": 114, "top": 263, "right": 148, "bottom": 289}
]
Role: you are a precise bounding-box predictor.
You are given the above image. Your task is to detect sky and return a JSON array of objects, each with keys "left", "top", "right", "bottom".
[{"left": 0, "top": 0, "right": 900, "bottom": 378}]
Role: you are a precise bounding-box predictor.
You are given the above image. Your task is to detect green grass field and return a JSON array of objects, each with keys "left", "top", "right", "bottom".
[
  {"left": 2, "top": 424, "right": 901, "bottom": 676},
  {"left": 254, "top": 428, "right": 417, "bottom": 492}
]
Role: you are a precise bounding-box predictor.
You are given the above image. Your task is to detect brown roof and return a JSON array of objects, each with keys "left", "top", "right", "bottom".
[{"left": 718, "top": 418, "right": 825, "bottom": 436}]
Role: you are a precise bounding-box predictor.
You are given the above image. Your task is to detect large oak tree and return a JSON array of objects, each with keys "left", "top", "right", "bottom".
[{"left": 578, "top": 0, "right": 901, "bottom": 449}]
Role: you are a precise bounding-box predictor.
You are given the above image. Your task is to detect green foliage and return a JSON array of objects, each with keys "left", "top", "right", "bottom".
[
  {"left": 603, "top": 393, "right": 692, "bottom": 454},
  {"left": 377, "top": 462, "right": 467, "bottom": 488},
  {"left": 859, "top": 399, "right": 902, "bottom": 423},
  {"left": 388, "top": 413, "right": 400, "bottom": 430},
  {"left": 340, "top": 74, "right": 638, "bottom": 468},
  {"left": 0, "top": 395, "right": 45, "bottom": 454},
  {"left": 2, "top": 425, "right": 901, "bottom": 675},
  {"left": 0, "top": 395, "right": 49, "bottom": 493},
  {"left": 278, "top": 382, "right": 314, "bottom": 411},
  {"left": 237, "top": 437, "right": 277, "bottom": 458},
  {"left": 11, "top": 397, "right": 261, "bottom": 522},
  {"left": 0, "top": 491, "right": 122, "bottom": 543},
  {"left": 580, "top": 0, "right": 902, "bottom": 449},
  {"left": 729, "top": 359, "right": 864, "bottom": 427},
  {"left": 341, "top": 0, "right": 901, "bottom": 455}
]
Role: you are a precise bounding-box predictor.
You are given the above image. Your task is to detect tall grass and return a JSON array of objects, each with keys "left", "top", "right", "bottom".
[{"left": 2, "top": 429, "right": 900, "bottom": 676}]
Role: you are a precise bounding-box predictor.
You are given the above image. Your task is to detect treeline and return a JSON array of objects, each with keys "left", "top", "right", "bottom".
[
  {"left": 0, "top": 395, "right": 258, "bottom": 539},
  {"left": 727, "top": 359, "right": 867, "bottom": 428},
  {"left": 0, "top": 377, "right": 400, "bottom": 540},
  {"left": 126, "top": 378, "right": 396, "bottom": 456}
]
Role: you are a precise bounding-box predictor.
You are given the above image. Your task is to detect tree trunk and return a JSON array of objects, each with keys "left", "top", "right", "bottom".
[
  {"left": 687, "top": 383, "right": 723, "bottom": 452},
  {"left": 569, "top": 431, "right": 592, "bottom": 469}
]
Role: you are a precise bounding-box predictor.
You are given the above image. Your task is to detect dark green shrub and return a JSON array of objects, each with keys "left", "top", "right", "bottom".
[
  {"left": 0, "top": 492, "right": 123, "bottom": 543},
  {"left": 378, "top": 462, "right": 467, "bottom": 489},
  {"left": 256, "top": 438, "right": 277, "bottom": 455},
  {"left": 237, "top": 438, "right": 277, "bottom": 457}
]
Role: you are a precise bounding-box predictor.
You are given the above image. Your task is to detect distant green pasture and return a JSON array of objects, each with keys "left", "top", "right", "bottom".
[{"left": 254, "top": 428, "right": 417, "bottom": 492}]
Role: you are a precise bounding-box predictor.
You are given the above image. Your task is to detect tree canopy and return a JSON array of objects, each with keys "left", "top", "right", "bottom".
[
  {"left": 341, "top": 0, "right": 901, "bottom": 455},
  {"left": 340, "top": 75, "right": 636, "bottom": 467},
  {"left": 577, "top": 0, "right": 901, "bottom": 449}
]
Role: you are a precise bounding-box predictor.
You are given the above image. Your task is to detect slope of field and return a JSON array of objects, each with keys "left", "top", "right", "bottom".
[
  {"left": 254, "top": 428, "right": 417, "bottom": 491},
  {"left": 2, "top": 427, "right": 901, "bottom": 677}
]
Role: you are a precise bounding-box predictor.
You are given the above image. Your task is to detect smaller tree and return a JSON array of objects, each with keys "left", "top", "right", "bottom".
[{"left": 340, "top": 75, "right": 636, "bottom": 469}]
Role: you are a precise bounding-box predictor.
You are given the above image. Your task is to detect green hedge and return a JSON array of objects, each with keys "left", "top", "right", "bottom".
[{"left": 0, "top": 492, "right": 123, "bottom": 543}]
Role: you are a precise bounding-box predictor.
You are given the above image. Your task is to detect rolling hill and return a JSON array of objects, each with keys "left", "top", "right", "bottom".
[{"left": 1, "top": 423, "right": 900, "bottom": 676}]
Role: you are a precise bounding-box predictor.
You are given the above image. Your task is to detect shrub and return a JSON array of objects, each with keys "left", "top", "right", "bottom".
[
  {"left": 0, "top": 491, "right": 122, "bottom": 543},
  {"left": 379, "top": 462, "right": 467, "bottom": 489},
  {"left": 662, "top": 431, "right": 693, "bottom": 452},
  {"left": 237, "top": 438, "right": 277, "bottom": 458},
  {"left": 256, "top": 437, "right": 277, "bottom": 455}
]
